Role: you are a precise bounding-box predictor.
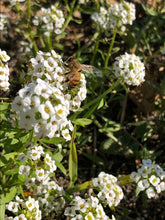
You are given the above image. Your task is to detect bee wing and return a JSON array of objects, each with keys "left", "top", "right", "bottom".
[{"left": 81, "top": 64, "right": 102, "bottom": 75}]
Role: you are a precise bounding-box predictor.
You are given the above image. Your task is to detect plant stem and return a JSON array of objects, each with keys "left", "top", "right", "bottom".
[
  {"left": 27, "top": 0, "right": 31, "bottom": 26},
  {"left": 104, "top": 27, "right": 117, "bottom": 70},
  {"left": 67, "top": 181, "right": 93, "bottom": 194},
  {"left": 90, "top": 33, "right": 100, "bottom": 65},
  {"left": 62, "top": 0, "right": 79, "bottom": 32}
]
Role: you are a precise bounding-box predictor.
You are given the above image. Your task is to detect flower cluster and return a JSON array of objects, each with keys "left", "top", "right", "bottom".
[
  {"left": 91, "top": 1, "right": 136, "bottom": 34},
  {"left": 112, "top": 52, "right": 145, "bottom": 86},
  {"left": 64, "top": 195, "right": 115, "bottom": 220},
  {"left": 79, "top": 0, "right": 89, "bottom": 4},
  {"left": 0, "top": 13, "right": 9, "bottom": 35},
  {"left": 6, "top": 197, "right": 41, "bottom": 220},
  {"left": 0, "top": 49, "right": 10, "bottom": 91},
  {"left": 130, "top": 159, "right": 165, "bottom": 199},
  {"left": 32, "top": 5, "right": 65, "bottom": 36},
  {"left": 10, "top": 0, "right": 25, "bottom": 5},
  {"left": 5, "top": 143, "right": 65, "bottom": 219},
  {"left": 12, "top": 50, "right": 87, "bottom": 140},
  {"left": 92, "top": 172, "right": 124, "bottom": 208}
]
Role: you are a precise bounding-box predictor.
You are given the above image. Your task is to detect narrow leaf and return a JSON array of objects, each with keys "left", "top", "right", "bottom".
[
  {"left": 69, "top": 141, "right": 77, "bottom": 187},
  {"left": 72, "top": 118, "right": 92, "bottom": 127},
  {"left": 69, "top": 126, "right": 77, "bottom": 187}
]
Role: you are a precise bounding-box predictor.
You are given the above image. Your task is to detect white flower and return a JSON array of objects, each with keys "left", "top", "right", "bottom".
[
  {"left": 96, "top": 203, "right": 106, "bottom": 218},
  {"left": 36, "top": 168, "right": 45, "bottom": 181},
  {"left": 19, "top": 110, "right": 35, "bottom": 131},
  {"left": 146, "top": 187, "right": 156, "bottom": 199},
  {"left": 35, "top": 145, "right": 44, "bottom": 155},
  {"left": 25, "top": 196, "right": 36, "bottom": 211},
  {"left": 137, "top": 179, "right": 149, "bottom": 191},
  {"left": 91, "top": 1, "right": 136, "bottom": 33},
  {"left": 17, "top": 152, "right": 28, "bottom": 162},
  {"left": 153, "top": 164, "right": 165, "bottom": 180},
  {"left": 28, "top": 148, "right": 41, "bottom": 160},
  {"left": 138, "top": 165, "right": 151, "bottom": 178},
  {"left": 90, "top": 196, "right": 99, "bottom": 208},
  {"left": 19, "top": 165, "right": 30, "bottom": 176},
  {"left": 48, "top": 160, "right": 57, "bottom": 172},
  {"left": 130, "top": 171, "right": 141, "bottom": 183},
  {"left": 44, "top": 57, "right": 58, "bottom": 72},
  {"left": 62, "top": 128, "right": 71, "bottom": 141},
  {"left": 39, "top": 100, "right": 55, "bottom": 120},
  {"left": 142, "top": 159, "right": 152, "bottom": 167},
  {"left": 35, "top": 210, "right": 42, "bottom": 220},
  {"left": 70, "top": 214, "right": 83, "bottom": 220},
  {"left": 113, "top": 53, "right": 145, "bottom": 86},
  {"left": 0, "top": 50, "right": 10, "bottom": 62},
  {"left": 0, "top": 49, "right": 10, "bottom": 90},
  {"left": 47, "top": 181, "right": 57, "bottom": 190},
  {"left": 18, "top": 83, "right": 35, "bottom": 98},
  {"left": 156, "top": 181, "right": 165, "bottom": 193},
  {"left": 64, "top": 206, "right": 76, "bottom": 217},
  {"left": 25, "top": 177, "right": 36, "bottom": 186},
  {"left": 149, "top": 175, "right": 160, "bottom": 187},
  {"left": 7, "top": 201, "right": 19, "bottom": 212},
  {"left": 34, "top": 79, "right": 53, "bottom": 99},
  {"left": 44, "top": 153, "right": 52, "bottom": 165},
  {"left": 75, "top": 198, "right": 89, "bottom": 213},
  {"left": 55, "top": 104, "right": 67, "bottom": 118},
  {"left": 42, "top": 171, "right": 50, "bottom": 185},
  {"left": 85, "top": 212, "right": 95, "bottom": 220},
  {"left": 16, "top": 214, "right": 27, "bottom": 220}
]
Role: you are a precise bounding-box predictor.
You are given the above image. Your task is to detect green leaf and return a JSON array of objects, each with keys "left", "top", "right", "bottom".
[
  {"left": 141, "top": 3, "right": 158, "bottom": 16},
  {"left": 55, "top": 160, "right": 66, "bottom": 175},
  {"left": 135, "top": 186, "right": 141, "bottom": 197},
  {"left": 52, "top": 152, "right": 63, "bottom": 162},
  {"left": 0, "top": 203, "right": 5, "bottom": 220},
  {"left": 69, "top": 126, "right": 77, "bottom": 187},
  {"left": 97, "top": 98, "right": 104, "bottom": 110},
  {"left": 0, "top": 102, "right": 11, "bottom": 111},
  {"left": 72, "top": 118, "right": 92, "bottom": 127},
  {"left": 0, "top": 152, "right": 18, "bottom": 167},
  {"left": 41, "top": 137, "right": 64, "bottom": 144},
  {"left": 69, "top": 141, "right": 77, "bottom": 187},
  {"left": 0, "top": 186, "right": 17, "bottom": 204}
]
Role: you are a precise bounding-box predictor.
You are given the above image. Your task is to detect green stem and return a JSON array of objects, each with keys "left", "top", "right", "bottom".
[
  {"left": 90, "top": 33, "right": 100, "bottom": 65},
  {"left": 104, "top": 27, "right": 117, "bottom": 70},
  {"left": 62, "top": 0, "right": 79, "bottom": 32},
  {"left": 15, "top": 1, "right": 21, "bottom": 18},
  {"left": 67, "top": 181, "right": 93, "bottom": 194},
  {"left": 27, "top": 0, "right": 31, "bottom": 26},
  {"left": 27, "top": 34, "right": 38, "bottom": 54}
]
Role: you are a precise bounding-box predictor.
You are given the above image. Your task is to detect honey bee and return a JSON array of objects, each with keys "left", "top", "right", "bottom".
[
  {"left": 23, "top": 191, "right": 36, "bottom": 197},
  {"left": 64, "top": 56, "right": 102, "bottom": 88}
]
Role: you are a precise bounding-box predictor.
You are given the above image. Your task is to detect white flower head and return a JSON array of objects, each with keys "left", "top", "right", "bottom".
[
  {"left": 25, "top": 196, "right": 36, "bottom": 211},
  {"left": 149, "top": 175, "right": 160, "bottom": 187},
  {"left": 39, "top": 100, "right": 55, "bottom": 120},
  {"left": 113, "top": 53, "right": 145, "bottom": 86},
  {"left": 36, "top": 168, "right": 45, "bottom": 181},
  {"left": 130, "top": 171, "right": 141, "bottom": 183},
  {"left": 137, "top": 179, "right": 149, "bottom": 191},
  {"left": 19, "top": 165, "right": 30, "bottom": 176},
  {"left": 6, "top": 201, "right": 19, "bottom": 213},
  {"left": 138, "top": 165, "right": 151, "bottom": 178},
  {"left": 146, "top": 187, "right": 156, "bottom": 199}
]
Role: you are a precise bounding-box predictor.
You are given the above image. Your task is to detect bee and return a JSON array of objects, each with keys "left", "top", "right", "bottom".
[
  {"left": 64, "top": 56, "right": 102, "bottom": 88},
  {"left": 23, "top": 191, "right": 36, "bottom": 197}
]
